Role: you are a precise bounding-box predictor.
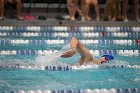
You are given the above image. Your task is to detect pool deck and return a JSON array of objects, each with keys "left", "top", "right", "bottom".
[{"left": 0, "top": 19, "right": 140, "bottom": 27}]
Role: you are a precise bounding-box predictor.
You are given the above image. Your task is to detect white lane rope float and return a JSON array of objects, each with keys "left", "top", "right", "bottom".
[
  {"left": 0, "top": 50, "right": 139, "bottom": 56},
  {"left": 0, "top": 39, "right": 140, "bottom": 45},
  {"left": 0, "top": 26, "right": 140, "bottom": 32},
  {"left": 0, "top": 32, "right": 139, "bottom": 38}
]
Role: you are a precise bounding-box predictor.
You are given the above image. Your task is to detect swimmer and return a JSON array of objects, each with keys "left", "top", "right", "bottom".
[{"left": 61, "top": 37, "right": 114, "bottom": 66}]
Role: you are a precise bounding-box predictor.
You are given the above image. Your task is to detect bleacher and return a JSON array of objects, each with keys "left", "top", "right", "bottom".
[
  {"left": 20, "top": 0, "right": 139, "bottom": 13},
  {"left": 21, "top": 0, "right": 67, "bottom": 13},
  {"left": 4, "top": 0, "right": 140, "bottom": 19},
  {"left": 21, "top": 0, "right": 106, "bottom": 13}
]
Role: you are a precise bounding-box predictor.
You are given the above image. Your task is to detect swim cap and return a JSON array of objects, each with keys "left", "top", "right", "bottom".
[{"left": 102, "top": 55, "right": 114, "bottom": 61}]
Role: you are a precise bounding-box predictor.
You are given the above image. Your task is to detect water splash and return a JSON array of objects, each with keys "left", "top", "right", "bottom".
[
  {"left": 72, "top": 65, "right": 99, "bottom": 70},
  {"left": 0, "top": 44, "right": 71, "bottom": 70},
  {"left": 72, "top": 60, "right": 130, "bottom": 70},
  {"left": 35, "top": 44, "right": 71, "bottom": 66},
  {"left": 0, "top": 58, "right": 34, "bottom": 67}
]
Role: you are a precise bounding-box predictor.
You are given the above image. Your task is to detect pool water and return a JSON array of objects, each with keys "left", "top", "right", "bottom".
[{"left": 0, "top": 26, "right": 140, "bottom": 92}]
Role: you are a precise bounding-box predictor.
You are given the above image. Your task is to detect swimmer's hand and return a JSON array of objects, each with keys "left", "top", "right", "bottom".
[{"left": 60, "top": 49, "right": 76, "bottom": 58}]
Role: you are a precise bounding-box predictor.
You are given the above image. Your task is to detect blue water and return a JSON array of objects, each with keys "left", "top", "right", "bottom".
[{"left": 0, "top": 26, "right": 140, "bottom": 92}]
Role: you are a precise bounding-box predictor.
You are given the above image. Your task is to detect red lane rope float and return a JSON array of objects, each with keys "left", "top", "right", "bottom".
[
  {"left": 70, "top": 26, "right": 75, "bottom": 31},
  {"left": 135, "top": 40, "right": 140, "bottom": 44},
  {"left": 102, "top": 32, "right": 107, "bottom": 37}
]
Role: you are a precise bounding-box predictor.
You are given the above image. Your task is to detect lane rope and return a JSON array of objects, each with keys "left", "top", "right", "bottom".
[
  {"left": 1, "top": 88, "right": 140, "bottom": 93},
  {"left": 0, "top": 64, "right": 140, "bottom": 71}
]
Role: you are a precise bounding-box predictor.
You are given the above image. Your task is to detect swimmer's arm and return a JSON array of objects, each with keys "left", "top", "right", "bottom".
[
  {"left": 60, "top": 37, "right": 78, "bottom": 58},
  {"left": 70, "top": 37, "right": 78, "bottom": 49},
  {"left": 60, "top": 49, "right": 77, "bottom": 58},
  {"left": 73, "top": 57, "right": 84, "bottom": 66}
]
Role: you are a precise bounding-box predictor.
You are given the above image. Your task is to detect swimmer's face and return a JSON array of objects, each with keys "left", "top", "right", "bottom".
[{"left": 99, "top": 57, "right": 107, "bottom": 63}]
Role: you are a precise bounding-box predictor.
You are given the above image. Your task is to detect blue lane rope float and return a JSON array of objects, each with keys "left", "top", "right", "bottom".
[{"left": 45, "top": 66, "right": 72, "bottom": 71}]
